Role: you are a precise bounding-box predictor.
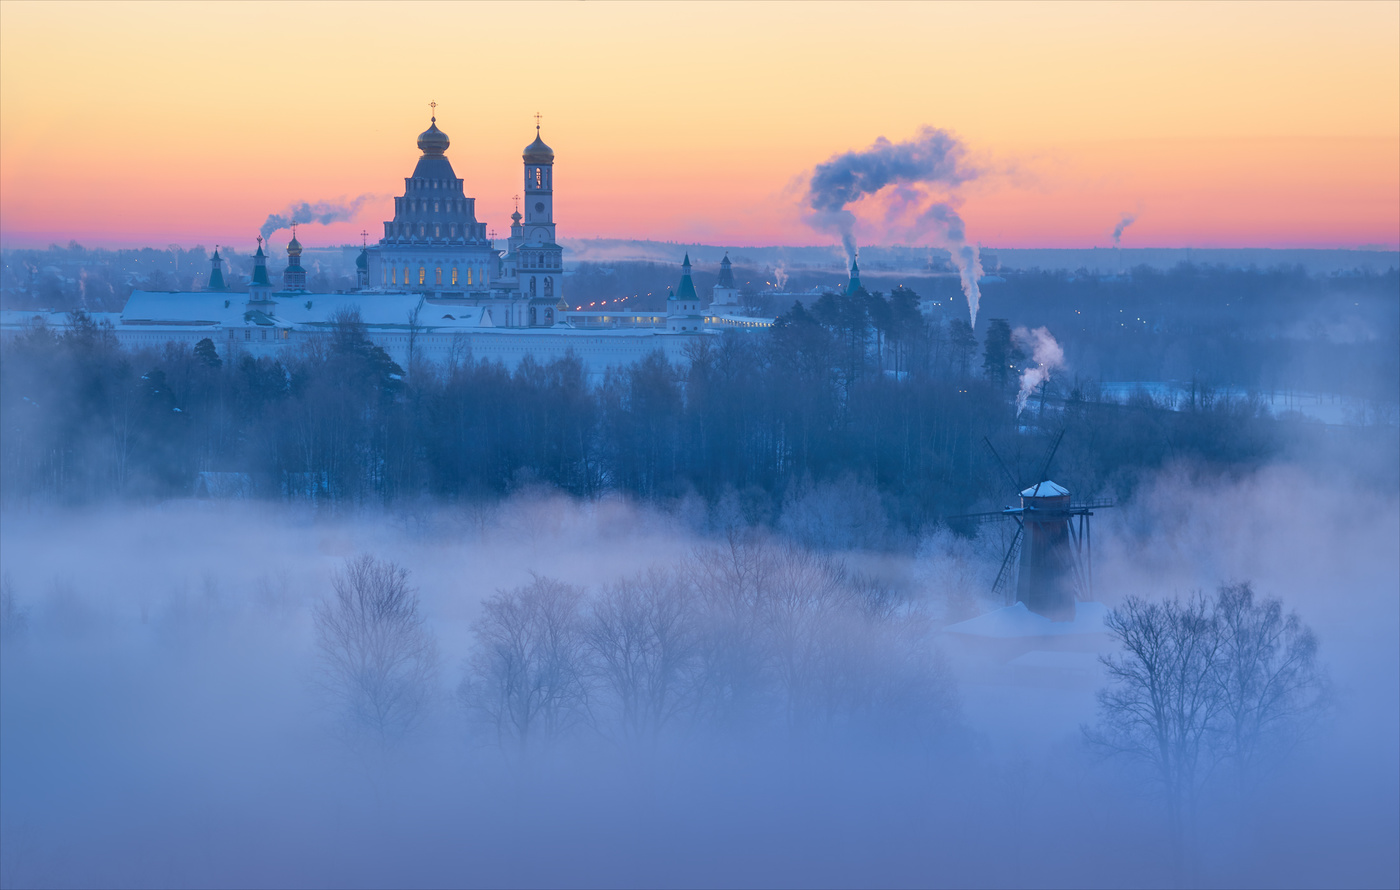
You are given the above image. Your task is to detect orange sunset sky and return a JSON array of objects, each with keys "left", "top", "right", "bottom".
[{"left": 1, "top": 0, "right": 1397, "bottom": 251}]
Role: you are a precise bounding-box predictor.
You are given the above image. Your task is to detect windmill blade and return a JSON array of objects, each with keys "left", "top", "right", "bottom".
[
  {"left": 1035, "top": 427, "right": 1067, "bottom": 483},
  {"left": 983, "top": 437, "right": 1021, "bottom": 491},
  {"left": 990, "top": 524, "right": 1023, "bottom": 604}
]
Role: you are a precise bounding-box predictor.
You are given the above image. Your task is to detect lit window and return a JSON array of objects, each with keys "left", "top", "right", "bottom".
[
  {"left": 391, "top": 268, "right": 397, "bottom": 285},
  {"left": 434, "top": 202, "right": 440, "bottom": 212},
  {"left": 419, "top": 267, "right": 426, "bottom": 286},
  {"left": 466, "top": 268, "right": 473, "bottom": 285},
  {"left": 435, "top": 225, "right": 440, "bottom": 237},
  {"left": 451, "top": 267, "right": 459, "bottom": 286},
  {"left": 535, "top": 168, "right": 542, "bottom": 187}
]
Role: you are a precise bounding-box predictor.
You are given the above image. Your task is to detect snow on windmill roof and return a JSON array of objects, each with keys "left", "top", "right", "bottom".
[{"left": 1020, "top": 480, "right": 1069, "bottom": 498}]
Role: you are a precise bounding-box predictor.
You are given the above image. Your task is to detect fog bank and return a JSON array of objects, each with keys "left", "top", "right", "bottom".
[{"left": 1, "top": 465, "right": 1396, "bottom": 888}]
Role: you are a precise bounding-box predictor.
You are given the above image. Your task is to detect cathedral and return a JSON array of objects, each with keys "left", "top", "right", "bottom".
[
  {"left": 0, "top": 109, "right": 783, "bottom": 378},
  {"left": 360, "top": 111, "right": 567, "bottom": 327}
]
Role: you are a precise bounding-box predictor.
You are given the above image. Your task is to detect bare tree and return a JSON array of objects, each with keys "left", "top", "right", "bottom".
[
  {"left": 314, "top": 555, "right": 439, "bottom": 742},
  {"left": 1086, "top": 584, "right": 1328, "bottom": 874},
  {"left": 1212, "top": 581, "right": 1329, "bottom": 788},
  {"left": 585, "top": 567, "right": 699, "bottom": 745},
  {"left": 459, "top": 575, "right": 590, "bottom": 752},
  {"left": 1085, "top": 593, "right": 1224, "bottom": 868},
  {"left": 683, "top": 537, "right": 954, "bottom": 738},
  {"left": 684, "top": 535, "right": 778, "bottom": 727},
  {"left": 762, "top": 544, "right": 853, "bottom": 729}
]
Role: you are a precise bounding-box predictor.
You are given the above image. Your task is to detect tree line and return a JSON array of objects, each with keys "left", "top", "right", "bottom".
[{"left": 1, "top": 300, "right": 1317, "bottom": 538}]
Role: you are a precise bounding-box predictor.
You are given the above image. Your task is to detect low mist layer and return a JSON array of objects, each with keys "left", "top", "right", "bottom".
[{"left": 2, "top": 462, "right": 1395, "bottom": 889}]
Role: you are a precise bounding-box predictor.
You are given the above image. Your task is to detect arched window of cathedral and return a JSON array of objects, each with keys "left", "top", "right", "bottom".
[
  {"left": 419, "top": 224, "right": 426, "bottom": 237},
  {"left": 530, "top": 307, "right": 537, "bottom": 325},
  {"left": 434, "top": 202, "right": 439, "bottom": 213},
  {"left": 391, "top": 267, "right": 397, "bottom": 286},
  {"left": 530, "top": 276, "right": 537, "bottom": 296},
  {"left": 535, "top": 168, "right": 542, "bottom": 188},
  {"left": 466, "top": 267, "right": 473, "bottom": 285},
  {"left": 435, "top": 267, "right": 442, "bottom": 286},
  {"left": 544, "top": 276, "right": 553, "bottom": 297},
  {"left": 419, "top": 267, "right": 426, "bottom": 286},
  {"left": 451, "top": 267, "right": 458, "bottom": 286},
  {"left": 435, "top": 225, "right": 441, "bottom": 238}
]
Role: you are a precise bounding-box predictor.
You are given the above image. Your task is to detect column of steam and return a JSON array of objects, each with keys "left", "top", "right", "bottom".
[{"left": 803, "top": 125, "right": 984, "bottom": 328}]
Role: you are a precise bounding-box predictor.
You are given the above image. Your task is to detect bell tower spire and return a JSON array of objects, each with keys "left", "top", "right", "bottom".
[{"left": 520, "top": 117, "right": 562, "bottom": 324}]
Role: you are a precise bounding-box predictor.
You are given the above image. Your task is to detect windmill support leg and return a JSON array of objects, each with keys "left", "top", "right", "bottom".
[{"left": 1086, "top": 514, "right": 1093, "bottom": 600}]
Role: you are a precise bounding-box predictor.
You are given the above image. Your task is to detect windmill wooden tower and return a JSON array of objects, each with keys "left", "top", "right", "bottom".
[{"left": 954, "top": 431, "right": 1112, "bottom": 622}]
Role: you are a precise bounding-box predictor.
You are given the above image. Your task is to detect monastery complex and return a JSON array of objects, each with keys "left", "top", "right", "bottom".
[{"left": 1, "top": 113, "right": 786, "bottom": 375}]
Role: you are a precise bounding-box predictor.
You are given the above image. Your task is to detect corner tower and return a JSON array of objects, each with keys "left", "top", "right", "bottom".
[
  {"left": 667, "top": 254, "right": 704, "bottom": 333},
  {"left": 711, "top": 252, "right": 739, "bottom": 314},
  {"left": 248, "top": 237, "right": 274, "bottom": 303},
  {"left": 206, "top": 247, "right": 228, "bottom": 292}
]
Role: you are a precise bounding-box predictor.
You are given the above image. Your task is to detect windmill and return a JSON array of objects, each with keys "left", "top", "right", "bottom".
[{"left": 952, "top": 429, "right": 1113, "bottom": 622}]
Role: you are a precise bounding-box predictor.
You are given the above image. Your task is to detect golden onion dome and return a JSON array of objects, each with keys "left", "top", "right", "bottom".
[
  {"left": 417, "top": 117, "right": 450, "bottom": 156},
  {"left": 523, "top": 129, "right": 554, "bottom": 164}
]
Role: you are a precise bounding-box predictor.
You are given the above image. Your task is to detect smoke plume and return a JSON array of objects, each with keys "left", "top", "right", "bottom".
[
  {"left": 260, "top": 196, "right": 375, "bottom": 242},
  {"left": 773, "top": 261, "right": 789, "bottom": 290},
  {"left": 1012, "top": 325, "right": 1065, "bottom": 416},
  {"left": 805, "top": 127, "right": 983, "bottom": 326},
  {"left": 1112, "top": 212, "right": 1137, "bottom": 246},
  {"left": 918, "top": 202, "right": 984, "bottom": 327}
]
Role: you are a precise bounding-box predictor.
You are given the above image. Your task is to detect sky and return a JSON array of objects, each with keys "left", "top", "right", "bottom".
[{"left": 1, "top": 0, "right": 1397, "bottom": 251}]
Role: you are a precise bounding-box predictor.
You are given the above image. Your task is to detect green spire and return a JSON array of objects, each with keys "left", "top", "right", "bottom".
[
  {"left": 673, "top": 253, "right": 698, "bottom": 301},
  {"left": 250, "top": 237, "right": 270, "bottom": 287},
  {"left": 848, "top": 256, "right": 863, "bottom": 294},
  {"left": 207, "top": 248, "right": 227, "bottom": 291}
]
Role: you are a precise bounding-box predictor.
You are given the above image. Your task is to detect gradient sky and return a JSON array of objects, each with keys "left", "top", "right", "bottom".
[{"left": 1, "top": 0, "right": 1397, "bottom": 250}]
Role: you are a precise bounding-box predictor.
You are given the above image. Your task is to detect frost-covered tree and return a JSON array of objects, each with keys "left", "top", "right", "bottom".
[
  {"left": 460, "top": 576, "right": 591, "bottom": 752},
  {"left": 585, "top": 568, "right": 699, "bottom": 745},
  {"left": 1086, "top": 584, "right": 1328, "bottom": 873},
  {"left": 314, "top": 556, "right": 438, "bottom": 742}
]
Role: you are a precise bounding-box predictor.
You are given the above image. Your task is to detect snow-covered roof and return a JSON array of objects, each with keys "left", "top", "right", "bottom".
[
  {"left": 117, "top": 291, "right": 498, "bottom": 331},
  {"left": 0, "top": 309, "right": 123, "bottom": 331},
  {"left": 942, "top": 601, "right": 1109, "bottom": 638},
  {"left": 1020, "top": 480, "right": 1069, "bottom": 498}
]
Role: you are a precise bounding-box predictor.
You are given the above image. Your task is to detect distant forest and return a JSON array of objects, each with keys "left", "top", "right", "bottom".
[
  {"left": 5, "top": 242, "right": 1395, "bottom": 400},
  {"left": 4, "top": 268, "right": 1395, "bottom": 545}
]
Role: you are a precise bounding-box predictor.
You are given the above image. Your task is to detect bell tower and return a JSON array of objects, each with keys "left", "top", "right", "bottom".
[
  {"left": 522, "top": 113, "right": 556, "bottom": 245},
  {"left": 520, "top": 114, "right": 563, "bottom": 322}
]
